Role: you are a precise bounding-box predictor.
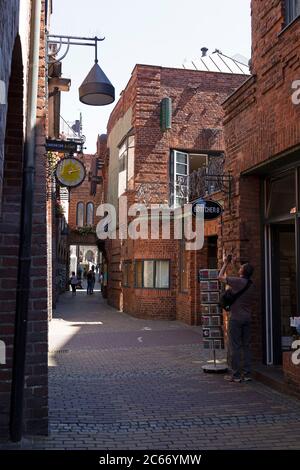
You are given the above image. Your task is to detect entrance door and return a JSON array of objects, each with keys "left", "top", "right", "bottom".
[{"left": 271, "top": 224, "right": 297, "bottom": 364}]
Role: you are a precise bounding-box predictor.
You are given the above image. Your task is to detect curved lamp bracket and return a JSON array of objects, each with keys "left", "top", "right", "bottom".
[{"left": 47, "top": 34, "right": 105, "bottom": 65}]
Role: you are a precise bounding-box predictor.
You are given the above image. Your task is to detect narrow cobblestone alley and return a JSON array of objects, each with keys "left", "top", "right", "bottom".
[{"left": 5, "top": 288, "right": 299, "bottom": 450}]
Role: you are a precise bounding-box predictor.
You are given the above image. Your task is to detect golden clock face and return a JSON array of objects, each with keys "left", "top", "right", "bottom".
[{"left": 55, "top": 158, "right": 86, "bottom": 188}]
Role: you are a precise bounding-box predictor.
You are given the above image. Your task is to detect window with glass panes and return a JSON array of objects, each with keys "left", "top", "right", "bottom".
[
  {"left": 86, "top": 202, "right": 94, "bottom": 225},
  {"left": 76, "top": 202, "right": 84, "bottom": 227},
  {"left": 169, "top": 150, "right": 210, "bottom": 207},
  {"left": 123, "top": 261, "right": 131, "bottom": 287},
  {"left": 170, "top": 151, "right": 189, "bottom": 207},
  {"left": 118, "top": 133, "right": 135, "bottom": 197},
  {"left": 285, "top": 0, "right": 300, "bottom": 24},
  {"left": 135, "top": 260, "right": 170, "bottom": 289}
]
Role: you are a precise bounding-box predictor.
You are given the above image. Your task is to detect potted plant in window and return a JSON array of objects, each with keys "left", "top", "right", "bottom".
[
  {"left": 74, "top": 225, "right": 96, "bottom": 237},
  {"left": 55, "top": 200, "right": 65, "bottom": 218}
]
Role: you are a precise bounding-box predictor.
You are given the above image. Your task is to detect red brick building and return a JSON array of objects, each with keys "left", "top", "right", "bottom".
[
  {"left": 104, "top": 64, "right": 247, "bottom": 324},
  {"left": 223, "top": 0, "right": 300, "bottom": 392},
  {"left": 0, "top": 0, "right": 51, "bottom": 440}
]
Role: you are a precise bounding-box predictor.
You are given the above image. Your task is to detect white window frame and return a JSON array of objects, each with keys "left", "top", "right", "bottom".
[{"left": 170, "top": 150, "right": 189, "bottom": 208}]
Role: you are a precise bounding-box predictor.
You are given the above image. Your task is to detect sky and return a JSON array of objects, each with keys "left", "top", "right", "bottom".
[{"left": 50, "top": 0, "right": 251, "bottom": 153}]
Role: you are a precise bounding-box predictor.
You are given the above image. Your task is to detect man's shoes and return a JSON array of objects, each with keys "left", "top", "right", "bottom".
[
  {"left": 243, "top": 375, "right": 252, "bottom": 382},
  {"left": 224, "top": 375, "right": 241, "bottom": 383}
]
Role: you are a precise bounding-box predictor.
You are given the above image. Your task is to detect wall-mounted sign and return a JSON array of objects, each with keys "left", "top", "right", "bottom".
[
  {"left": 192, "top": 199, "right": 223, "bottom": 221},
  {"left": 46, "top": 139, "right": 83, "bottom": 153},
  {"left": 55, "top": 157, "right": 86, "bottom": 188}
]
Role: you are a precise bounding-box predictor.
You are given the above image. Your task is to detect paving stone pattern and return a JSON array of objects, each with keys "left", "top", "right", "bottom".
[{"left": 2, "top": 287, "right": 300, "bottom": 450}]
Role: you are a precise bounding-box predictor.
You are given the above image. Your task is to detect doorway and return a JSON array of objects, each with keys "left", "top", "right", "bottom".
[
  {"left": 270, "top": 223, "right": 297, "bottom": 364},
  {"left": 264, "top": 167, "right": 300, "bottom": 365}
]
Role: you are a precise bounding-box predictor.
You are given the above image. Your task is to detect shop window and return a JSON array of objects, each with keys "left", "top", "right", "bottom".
[
  {"left": 76, "top": 202, "right": 84, "bottom": 227},
  {"left": 118, "top": 133, "right": 135, "bottom": 197},
  {"left": 266, "top": 171, "right": 296, "bottom": 220},
  {"left": 123, "top": 261, "right": 131, "bottom": 287},
  {"left": 86, "top": 202, "right": 94, "bottom": 225},
  {"left": 135, "top": 260, "right": 170, "bottom": 289},
  {"left": 180, "top": 240, "right": 188, "bottom": 292},
  {"left": 285, "top": 0, "right": 300, "bottom": 25}
]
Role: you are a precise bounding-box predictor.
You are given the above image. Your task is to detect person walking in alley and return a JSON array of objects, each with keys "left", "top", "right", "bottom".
[
  {"left": 98, "top": 271, "right": 104, "bottom": 292},
  {"left": 91, "top": 265, "right": 96, "bottom": 294},
  {"left": 86, "top": 266, "right": 95, "bottom": 295},
  {"left": 218, "top": 254, "right": 255, "bottom": 383},
  {"left": 69, "top": 271, "right": 78, "bottom": 296}
]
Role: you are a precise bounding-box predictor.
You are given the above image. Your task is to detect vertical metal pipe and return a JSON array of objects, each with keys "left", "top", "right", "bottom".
[{"left": 10, "top": 0, "right": 42, "bottom": 442}]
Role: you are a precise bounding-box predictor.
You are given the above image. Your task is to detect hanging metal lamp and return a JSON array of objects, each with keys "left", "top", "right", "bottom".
[{"left": 79, "top": 61, "right": 115, "bottom": 106}]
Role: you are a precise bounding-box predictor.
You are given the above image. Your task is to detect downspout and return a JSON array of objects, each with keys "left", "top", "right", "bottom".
[{"left": 10, "top": 0, "right": 42, "bottom": 442}]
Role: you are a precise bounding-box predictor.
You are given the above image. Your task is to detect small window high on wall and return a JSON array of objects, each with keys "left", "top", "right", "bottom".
[
  {"left": 86, "top": 202, "right": 94, "bottom": 225},
  {"left": 285, "top": 0, "right": 300, "bottom": 24},
  {"left": 118, "top": 133, "right": 135, "bottom": 197},
  {"left": 76, "top": 202, "right": 84, "bottom": 227}
]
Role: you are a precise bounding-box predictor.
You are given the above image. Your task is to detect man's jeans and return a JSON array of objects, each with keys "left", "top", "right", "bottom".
[
  {"left": 228, "top": 318, "right": 251, "bottom": 379},
  {"left": 87, "top": 280, "right": 93, "bottom": 294}
]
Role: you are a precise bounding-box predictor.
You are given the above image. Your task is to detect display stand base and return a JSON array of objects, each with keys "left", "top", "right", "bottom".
[{"left": 202, "top": 364, "right": 228, "bottom": 373}]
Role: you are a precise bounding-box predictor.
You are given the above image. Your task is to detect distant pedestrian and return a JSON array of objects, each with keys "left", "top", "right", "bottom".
[
  {"left": 91, "top": 266, "right": 96, "bottom": 293},
  {"left": 86, "top": 267, "right": 95, "bottom": 295},
  {"left": 99, "top": 271, "right": 104, "bottom": 292},
  {"left": 69, "top": 272, "right": 78, "bottom": 296}
]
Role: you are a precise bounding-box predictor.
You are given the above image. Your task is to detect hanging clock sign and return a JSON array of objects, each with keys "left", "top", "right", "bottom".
[
  {"left": 192, "top": 199, "right": 223, "bottom": 221},
  {"left": 55, "top": 157, "right": 86, "bottom": 188}
]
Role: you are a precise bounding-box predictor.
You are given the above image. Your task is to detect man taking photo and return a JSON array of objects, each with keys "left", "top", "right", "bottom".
[{"left": 218, "top": 254, "right": 255, "bottom": 383}]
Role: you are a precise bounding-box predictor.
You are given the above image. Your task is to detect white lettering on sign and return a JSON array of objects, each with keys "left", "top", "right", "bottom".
[
  {"left": 0, "top": 341, "right": 6, "bottom": 364},
  {"left": 292, "top": 80, "right": 300, "bottom": 105},
  {"left": 205, "top": 207, "right": 220, "bottom": 213}
]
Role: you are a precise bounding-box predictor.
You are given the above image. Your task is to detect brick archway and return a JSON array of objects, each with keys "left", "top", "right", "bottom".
[{"left": 0, "top": 34, "right": 24, "bottom": 439}]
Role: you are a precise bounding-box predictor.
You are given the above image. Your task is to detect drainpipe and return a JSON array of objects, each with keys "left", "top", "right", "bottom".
[{"left": 10, "top": 0, "right": 42, "bottom": 442}]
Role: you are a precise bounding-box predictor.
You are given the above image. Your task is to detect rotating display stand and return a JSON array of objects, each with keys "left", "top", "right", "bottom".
[{"left": 199, "top": 269, "right": 228, "bottom": 373}]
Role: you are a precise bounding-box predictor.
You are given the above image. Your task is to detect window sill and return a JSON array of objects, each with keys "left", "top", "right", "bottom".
[
  {"left": 134, "top": 287, "right": 170, "bottom": 291},
  {"left": 278, "top": 15, "right": 300, "bottom": 37}
]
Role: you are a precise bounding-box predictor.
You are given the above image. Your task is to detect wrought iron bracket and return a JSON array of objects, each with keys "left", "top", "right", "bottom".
[
  {"left": 203, "top": 171, "right": 233, "bottom": 213},
  {"left": 47, "top": 33, "right": 105, "bottom": 65}
]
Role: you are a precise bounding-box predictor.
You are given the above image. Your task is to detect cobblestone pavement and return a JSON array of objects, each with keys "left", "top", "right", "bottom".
[{"left": 3, "top": 287, "right": 300, "bottom": 450}]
